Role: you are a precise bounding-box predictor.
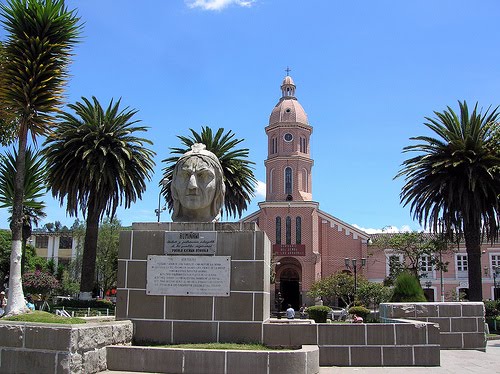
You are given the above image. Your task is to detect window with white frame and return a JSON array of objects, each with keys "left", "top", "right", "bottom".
[
  {"left": 491, "top": 254, "right": 500, "bottom": 268},
  {"left": 457, "top": 254, "right": 468, "bottom": 272},
  {"left": 491, "top": 254, "right": 500, "bottom": 276},
  {"left": 420, "top": 255, "right": 433, "bottom": 272}
]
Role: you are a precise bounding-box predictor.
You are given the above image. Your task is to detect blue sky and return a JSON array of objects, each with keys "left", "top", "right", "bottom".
[{"left": 1, "top": 0, "right": 500, "bottom": 232}]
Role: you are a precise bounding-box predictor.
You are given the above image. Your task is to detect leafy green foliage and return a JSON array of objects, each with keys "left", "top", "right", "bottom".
[
  {"left": 0, "top": 229, "right": 11, "bottom": 282},
  {"left": 0, "top": 0, "right": 81, "bottom": 315},
  {"left": 22, "top": 269, "right": 59, "bottom": 297},
  {"left": 356, "top": 282, "right": 392, "bottom": 309},
  {"left": 161, "top": 343, "right": 286, "bottom": 351},
  {"left": 44, "top": 96, "right": 156, "bottom": 220},
  {"left": 308, "top": 272, "right": 362, "bottom": 307},
  {"left": 58, "top": 269, "right": 80, "bottom": 297},
  {"left": 162, "top": 127, "right": 256, "bottom": 219},
  {"left": 0, "top": 0, "right": 81, "bottom": 137},
  {"left": 56, "top": 298, "right": 114, "bottom": 309},
  {"left": 348, "top": 306, "right": 370, "bottom": 320},
  {"left": 96, "top": 217, "right": 121, "bottom": 293},
  {"left": 371, "top": 232, "right": 451, "bottom": 282},
  {"left": 0, "top": 42, "right": 17, "bottom": 146},
  {"left": 390, "top": 272, "right": 427, "bottom": 302},
  {"left": 306, "top": 305, "right": 331, "bottom": 323},
  {"left": 44, "top": 97, "right": 155, "bottom": 294},
  {"left": 484, "top": 300, "right": 500, "bottom": 317},
  {"left": 396, "top": 101, "right": 500, "bottom": 301},
  {"left": 0, "top": 147, "right": 46, "bottom": 210}
]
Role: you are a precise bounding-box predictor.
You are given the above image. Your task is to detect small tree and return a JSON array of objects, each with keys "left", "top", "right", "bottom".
[
  {"left": 390, "top": 272, "right": 427, "bottom": 302},
  {"left": 370, "top": 232, "right": 451, "bottom": 282},
  {"left": 309, "top": 272, "right": 365, "bottom": 307},
  {"left": 22, "top": 269, "right": 59, "bottom": 301},
  {"left": 357, "top": 282, "right": 392, "bottom": 310},
  {"left": 96, "top": 217, "right": 121, "bottom": 295}
]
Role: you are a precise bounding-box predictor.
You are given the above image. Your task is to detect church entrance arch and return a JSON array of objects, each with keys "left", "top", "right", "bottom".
[{"left": 276, "top": 257, "right": 302, "bottom": 310}]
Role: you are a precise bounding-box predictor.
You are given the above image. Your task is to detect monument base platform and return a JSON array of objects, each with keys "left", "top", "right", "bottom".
[{"left": 116, "top": 222, "right": 271, "bottom": 345}]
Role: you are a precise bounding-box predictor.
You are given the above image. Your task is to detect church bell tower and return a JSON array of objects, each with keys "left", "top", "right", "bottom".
[{"left": 264, "top": 74, "right": 314, "bottom": 202}]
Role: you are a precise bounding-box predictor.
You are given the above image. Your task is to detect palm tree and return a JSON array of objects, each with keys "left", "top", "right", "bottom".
[
  {"left": 396, "top": 101, "right": 500, "bottom": 301},
  {"left": 0, "top": 148, "right": 47, "bottom": 273},
  {"left": 44, "top": 96, "right": 155, "bottom": 299},
  {"left": 0, "top": 0, "right": 80, "bottom": 314},
  {"left": 0, "top": 42, "right": 17, "bottom": 147},
  {"left": 162, "top": 127, "right": 256, "bottom": 219}
]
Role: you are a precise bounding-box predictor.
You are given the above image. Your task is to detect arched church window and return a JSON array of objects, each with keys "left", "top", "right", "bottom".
[
  {"left": 286, "top": 216, "right": 291, "bottom": 245},
  {"left": 296, "top": 217, "right": 302, "bottom": 244},
  {"left": 285, "top": 167, "right": 292, "bottom": 195},
  {"left": 275, "top": 217, "right": 281, "bottom": 244}
]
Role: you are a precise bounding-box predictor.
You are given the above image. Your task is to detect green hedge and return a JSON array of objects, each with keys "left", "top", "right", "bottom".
[
  {"left": 307, "top": 306, "right": 331, "bottom": 323},
  {"left": 56, "top": 299, "right": 114, "bottom": 309},
  {"left": 348, "top": 306, "right": 370, "bottom": 320}
]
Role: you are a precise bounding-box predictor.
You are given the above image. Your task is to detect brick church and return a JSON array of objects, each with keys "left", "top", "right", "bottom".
[{"left": 243, "top": 75, "right": 370, "bottom": 309}]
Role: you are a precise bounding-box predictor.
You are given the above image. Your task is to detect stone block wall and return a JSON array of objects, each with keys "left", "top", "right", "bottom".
[
  {"left": 262, "top": 321, "right": 440, "bottom": 366},
  {"left": 117, "top": 222, "right": 271, "bottom": 345},
  {"left": 380, "top": 302, "right": 486, "bottom": 351},
  {"left": 0, "top": 320, "right": 132, "bottom": 374},
  {"left": 106, "top": 344, "right": 320, "bottom": 374}
]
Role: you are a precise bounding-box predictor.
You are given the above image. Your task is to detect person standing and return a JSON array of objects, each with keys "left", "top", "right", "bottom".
[{"left": 0, "top": 291, "right": 8, "bottom": 315}]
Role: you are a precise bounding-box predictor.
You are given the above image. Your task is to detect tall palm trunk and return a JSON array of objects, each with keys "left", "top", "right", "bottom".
[
  {"left": 464, "top": 219, "right": 483, "bottom": 301},
  {"left": 5, "top": 126, "right": 29, "bottom": 315},
  {"left": 80, "top": 197, "right": 100, "bottom": 300}
]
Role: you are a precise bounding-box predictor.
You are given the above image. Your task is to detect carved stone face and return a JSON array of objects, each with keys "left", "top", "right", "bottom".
[{"left": 173, "top": 156, "right": 217, "bottom": 212}]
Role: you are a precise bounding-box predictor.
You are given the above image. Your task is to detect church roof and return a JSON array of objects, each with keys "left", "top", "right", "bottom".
[{"left": 268, "top": 75, "right": 308, "bottom": 126}]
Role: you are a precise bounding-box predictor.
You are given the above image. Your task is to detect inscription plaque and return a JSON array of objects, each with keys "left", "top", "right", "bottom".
[
  {"left": 165, "top": 231, "right": 217, "bottom": 255},
  {"left": 147, "top": 255, "right": 231, "bottom": 296}
]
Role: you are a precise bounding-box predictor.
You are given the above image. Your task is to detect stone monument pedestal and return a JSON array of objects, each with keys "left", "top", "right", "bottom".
[{"left": 116, "top": 222, "right": 271, "bottom": 345}]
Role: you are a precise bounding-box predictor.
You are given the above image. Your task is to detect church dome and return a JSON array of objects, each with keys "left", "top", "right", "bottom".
[
  {"left": 269, "top": 75, "right": 308, "bottom": 126},
  {"left": 269, "top": 98, "right": 308, "bottom": 126}
]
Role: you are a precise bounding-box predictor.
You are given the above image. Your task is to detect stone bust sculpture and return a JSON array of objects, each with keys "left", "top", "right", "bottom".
[{"left": 171, "top": 143, "right": 225, "bottom": 222}]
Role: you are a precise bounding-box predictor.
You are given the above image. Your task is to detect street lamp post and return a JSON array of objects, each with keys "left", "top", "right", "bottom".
[
  {"left": 344, "top": 258, "right": 366, "bottom": 297},
  {"left": 155, "top": 191, "right": 166, "bottom": 222}
]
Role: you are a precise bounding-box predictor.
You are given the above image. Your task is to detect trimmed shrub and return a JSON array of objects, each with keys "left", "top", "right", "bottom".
[
  {"left": 22, "top": 270, "right": 59, "bottom": 297},
  {"left": 307, "top": 305, "right": 331, "bottom": 323},
  {"left": 390, "top": 272, "right": 427, "bottom": 302},
  {"left": 484, "top": 300, "right": 500, "bottom": 317},
  {"left": 348, "top": 306, "right": 370, "bottom": 320},
  {"left": 57, "top": 299, "right": 114, "bottom": 309}
]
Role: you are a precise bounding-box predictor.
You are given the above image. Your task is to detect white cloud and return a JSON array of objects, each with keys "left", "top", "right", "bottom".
[
  {"left": 352, "top": 224, "right": 413, "bottom": 234},
  {"left": 255, "top": 180, "right": 266, "bottom": 198},
  {"left": 186, "top": 0, "right": 255, "bottom": 11}
]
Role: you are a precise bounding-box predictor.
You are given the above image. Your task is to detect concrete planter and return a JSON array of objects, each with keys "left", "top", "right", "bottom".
[
  {"left": 380, "top": 302, "right": 486, "bottom": 351},
  {"left": 0, "top": 319, "right": 132, "bottom": 374},
  {"left": 263, "top": 320, "right": 440, "bottom": 366},
  {"left": 106, "top": 344, "right": 319, "bottom": 374}
]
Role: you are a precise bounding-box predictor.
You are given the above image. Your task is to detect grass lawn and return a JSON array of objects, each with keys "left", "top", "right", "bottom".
[
  {"left": 2, "top": 311, "right": 86, "bottom": 324},
  {"left": 158, "top": 343, "right": 290, "bottom": 350}
]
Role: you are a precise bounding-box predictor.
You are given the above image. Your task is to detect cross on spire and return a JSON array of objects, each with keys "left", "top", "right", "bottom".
[{"left": 285, "top": 66, "right": 291, "bottom": 76}]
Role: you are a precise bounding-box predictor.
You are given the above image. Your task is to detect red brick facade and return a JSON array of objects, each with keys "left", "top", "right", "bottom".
[
  {"left": 243, "top": 76, "right": 370, "bottom": 308},
  {"left": 243, "top": 75, "right": 500, "bottom": 307}
]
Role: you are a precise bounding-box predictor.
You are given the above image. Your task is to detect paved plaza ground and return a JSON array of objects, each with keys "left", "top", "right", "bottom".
[{"left": 101, "top": 339, "right": 500, "bottom": 374}]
